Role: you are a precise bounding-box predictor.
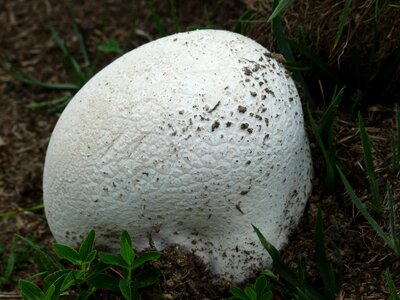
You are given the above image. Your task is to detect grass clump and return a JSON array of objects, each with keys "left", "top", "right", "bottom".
[
  {"left": 234, "top": 211, "right": 342, "bottom": 300},
  {"left": 338, "top": 107, "right": 400, "bottom": 256},
  {"left": 0, "top": 13, "right": 122, "bottom": 114},
  {"left": 338, "top": 168, "right": 400, "bottom": 256},
  {"left": 308, "top": 87, "right": 345, "bottom": 192}
]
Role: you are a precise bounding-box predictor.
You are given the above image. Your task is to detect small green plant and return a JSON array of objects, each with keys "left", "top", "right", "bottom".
[
  {"left": 229, "top": 274, "right": 274, "bottom": 300},
  {"left": 98, "top": 231, "right": 160, "bottom": 299},
  {"left": 251, "top": 208, "right": 342, "bottom": 300},
  {"left": 17, "top": 230, "right": 160, "bottom": 300}
]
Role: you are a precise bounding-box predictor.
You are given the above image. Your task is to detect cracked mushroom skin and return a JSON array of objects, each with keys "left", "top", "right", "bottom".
[{"left": 43, "top": 30, "right": 313, "bottom": 282}]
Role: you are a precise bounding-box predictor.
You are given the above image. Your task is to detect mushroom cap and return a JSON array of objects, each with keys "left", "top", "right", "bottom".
[{"left": 43, "top": 30, "right": 313, "bottom": 281}]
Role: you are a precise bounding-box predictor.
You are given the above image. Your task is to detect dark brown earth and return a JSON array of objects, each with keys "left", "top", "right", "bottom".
[{"left": 1, "top": 1, "right": 399, "bottom": 299}]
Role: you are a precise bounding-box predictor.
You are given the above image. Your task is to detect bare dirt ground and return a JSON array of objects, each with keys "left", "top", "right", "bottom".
[{"left": 1, "top": 1, "right": 399, "bottom": 299}]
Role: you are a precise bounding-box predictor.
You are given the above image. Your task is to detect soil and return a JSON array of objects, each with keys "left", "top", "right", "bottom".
[{"left": 1, "top": 1, "right": 399, "bottom": 299}]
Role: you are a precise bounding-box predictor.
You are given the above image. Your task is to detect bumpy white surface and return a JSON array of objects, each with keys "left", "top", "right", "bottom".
[{"left": 43, "top": 30, "right": 313, "bottom": 281}]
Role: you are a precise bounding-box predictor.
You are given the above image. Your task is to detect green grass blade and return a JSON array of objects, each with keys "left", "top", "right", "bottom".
[
  {"left": 19, "top": 76, "right": 79, "bottom": 90},
  {"left": 320, "top": 87, "right": 345, "bottom": 142},
  {"left": 15, "top": 234, "right": 63, "bottom": 271},
  {"left": 0, "top": 203, "right": 44, "bottom": 217},
  {"left": 66, "top": 56, "right": 87, "bottom": 86},
  {"left": 72, "top": 18, "right": 90, "bottom": 68},
  {"left": 170, "top": 0, "right": 180, "bottom": 32},
  {"left": 203, "top": 5, "right": 213, "bottom": 29},
  {"left": 26, "top": 95, "right": 72, "bottom": 114},
  {"left": 45, "top": 14, "right": 69, "bottom": 58},
  {"left": 391, "top": 104, "right": 400, "bottom": 173},
  {"left": 386, "top": 182, "right": 400, "bottom": 254},
  {"left": 233, "top": 9, "right": 257, "bottom": 35},
  {"left": 288, "top": 40, "right": 340, "bottom": 82},
  {"left": 358, "top": 112, "right": 382, "bottom": 212},
  {"left": 315, "top": 208, "right": 329, "bottom": 289},
  {"left": 284, "top": 60, "right": 313, "bottom": 72},
  {"left": 337, "top": 167, "right": 395, "bottom": 249},
  {"left": 0, "top": 52, "right": 79, "bottom": 96},
  {"left": 252, "top": 225, "right": 323, "bottom": 299},
  {"left": 386, "top": 271, "right": 400, "bottom": 299},
  {"left": 271, "top": 0, "right": 313, "bottom": 104},
  {"left": 308, "top": 104, "right": 336, "bottom": 191},
  {"left": 315, "top": 208, "right": 340, "bottom": 298},
  {"left": 147, "top": 0, "right": 166, "bottom": 37},
  {"left": 374, "top": 0, "right": 390, "bottom": 21},
  {"left": 67, "top": 7, "right": 90, "bottom": 68},
  {"left": 46, "top": 15, "right": 86, "bottom": 86},
  {"left": 252, "top": 225, "right": 297, "bottom": 286},
  {"left": 298, "top": 25, "right": 308, "bottom": 46},
  {"left": 271, "top": 0, "right": 294, "bottom": 62},
  {"left": 15, "top": 233, "right": 64, "bottom": 272},
  {"left": 268, "top": 0, "right": 294, "bottom": 22},
  {"left": 332, "top": 0, "right": 352, "bottom": 52},
  {"left": 0, "top": 51, "right": 79, "bottom": 91},
  {"left": 0, "top": 235, "right": 17, "bottom": 285},
  {"left": 294, "top": 257, "right": 309, "bottom": 290}
]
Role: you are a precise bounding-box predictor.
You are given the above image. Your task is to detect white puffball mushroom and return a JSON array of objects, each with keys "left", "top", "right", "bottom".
[{"left": 43, "top": 30, "right": 313, "bottom": 282}]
